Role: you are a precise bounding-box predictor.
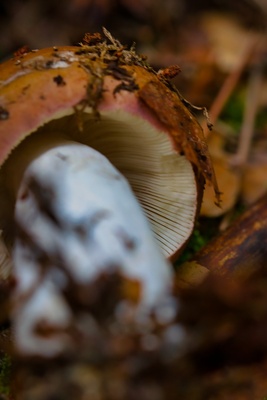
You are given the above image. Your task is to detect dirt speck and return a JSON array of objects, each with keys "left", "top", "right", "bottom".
[{"left": 53, "top": 75, "right": 66, "bottom": 86}]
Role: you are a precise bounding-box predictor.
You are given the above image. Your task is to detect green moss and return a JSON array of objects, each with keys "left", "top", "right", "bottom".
[
  {"left": 221, "top": 88, "right": 267, "bottom": 133},
  {"left": 255, "top": 107, "right": 267, "bottom": 130},
  {"left": 220, "top": 89, "right": 245, "bottom": 132},
  {"left": 175, "top": 226, "right": 210, "bottom": 266},
  {"left": 175, "top": 214, "right": 224, "bottom": 267},
  {"left": 0, "top": 354, "right": 11, "bottom": 396}
]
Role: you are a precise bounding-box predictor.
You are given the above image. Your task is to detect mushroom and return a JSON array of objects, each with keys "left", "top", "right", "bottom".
[{"left": 0, "top": 30, "right": 219, "bottom": 356}]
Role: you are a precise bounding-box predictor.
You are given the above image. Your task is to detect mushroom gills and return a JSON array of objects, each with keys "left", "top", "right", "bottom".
[
  {"left": 2, "top": 109, "right": 198, "bottom": 260},
  {"left": 12, "top": 143, "right": 173, "bottom": 356}
]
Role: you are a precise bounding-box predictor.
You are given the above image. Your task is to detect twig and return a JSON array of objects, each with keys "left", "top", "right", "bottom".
[
  {"left": 230, "top": 64, "right": 263, "bottom": 168},
  {"left": 203, "top": 38, "right": 257, "bottom": 137}
]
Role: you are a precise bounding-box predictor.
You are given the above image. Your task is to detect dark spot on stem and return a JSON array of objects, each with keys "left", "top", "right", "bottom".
[
  {"left": 74, "top": 210, "right": 111, "bottom": 241},
  {"left": 56, "top": 152, "right": 68, "bottom": 161},
  {"left": 19, "top": 188, "right": 29, "bottom": 201},
  {"left": 74, "top": 224, "right": 87, "bottom": 240},
  {"left": 27, "top": 176, "right": 61, "bottom": 227},
  {"left": 90, "top": 210, "right": 111, "bottom": 226},
  {"left": 34, "top": 320, "right": 66, "bottom": 338},
  {"left": 116, "top": 228, "right": 137, "bottom": 251}
]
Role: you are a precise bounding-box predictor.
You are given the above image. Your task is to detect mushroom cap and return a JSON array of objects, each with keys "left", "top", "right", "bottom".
[{"left": 0, "top": 34, "right": 219, "bottom": 261}]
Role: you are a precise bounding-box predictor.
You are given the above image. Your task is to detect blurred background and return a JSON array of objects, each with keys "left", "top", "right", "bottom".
[{"left": 1, "top": 0, "right": 266, "bottom": 60}]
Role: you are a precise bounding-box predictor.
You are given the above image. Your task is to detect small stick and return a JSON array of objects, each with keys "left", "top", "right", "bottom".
[
  {"left": 203, "top": 38, "right": 257, "bottom": 137},
  {"left": 230, "top": 64, "right": 263, "bottom": 168}
]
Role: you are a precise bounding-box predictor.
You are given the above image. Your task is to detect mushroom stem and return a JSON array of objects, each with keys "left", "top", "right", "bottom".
[{"left": 12, "top": 143, "right": 173, "bottom": 356}]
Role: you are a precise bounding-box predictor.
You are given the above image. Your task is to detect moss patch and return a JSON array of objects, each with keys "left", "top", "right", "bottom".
[{"left": 0, "top": 354, "right": 11, "bottom": 396}]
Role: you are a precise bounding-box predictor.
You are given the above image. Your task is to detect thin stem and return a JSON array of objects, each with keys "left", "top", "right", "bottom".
[
  {"left": 230, "top": 64, "right": 263, "bottom": 168},
  {"left": 203, "top": 38, "right": 258, "bottom": 137}
]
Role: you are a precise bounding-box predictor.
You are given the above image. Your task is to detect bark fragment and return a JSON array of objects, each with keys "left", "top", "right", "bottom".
[{"left": 179, "top": 193, "right": 267, "bottom": 283}]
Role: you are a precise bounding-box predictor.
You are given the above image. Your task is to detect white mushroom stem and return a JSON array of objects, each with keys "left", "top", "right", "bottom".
[{"left": 12, "top": 143, "right": 173, "bottom": 356}]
